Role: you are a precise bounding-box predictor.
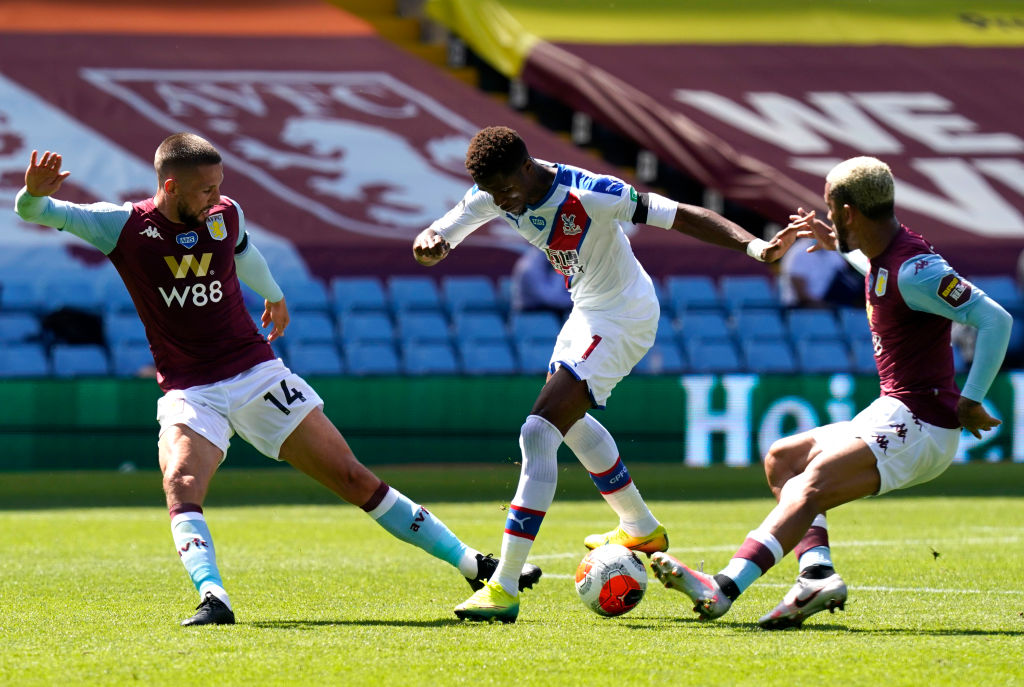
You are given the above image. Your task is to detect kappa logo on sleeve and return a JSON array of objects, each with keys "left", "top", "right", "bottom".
[{"left": 938, "top": 274, "right": 972, "bottom": 307}]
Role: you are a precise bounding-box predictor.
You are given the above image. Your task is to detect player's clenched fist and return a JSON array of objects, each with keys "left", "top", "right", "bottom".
[{"left": 412, "top": 228, "right": 451, "bottom": 266}]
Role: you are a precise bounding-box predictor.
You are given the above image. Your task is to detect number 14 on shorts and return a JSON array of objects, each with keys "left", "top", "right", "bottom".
[{"left": 263, "top": 380, "right": 307, "bottom": 415}]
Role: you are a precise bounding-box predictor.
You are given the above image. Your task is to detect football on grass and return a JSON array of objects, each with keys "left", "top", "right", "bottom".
[{"left": 575, "top": 544, "right": 647, "bottom": 617}]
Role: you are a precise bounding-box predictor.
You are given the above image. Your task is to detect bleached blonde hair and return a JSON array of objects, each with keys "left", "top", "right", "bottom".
[{"left": 826, "top": 156, "right": 895, "bottom": 220}]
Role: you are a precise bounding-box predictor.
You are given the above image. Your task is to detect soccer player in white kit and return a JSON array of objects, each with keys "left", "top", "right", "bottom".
[
  {"left": 413, "top": 126, "right": 794, "bottom": 622},
  {"left": 14, "top": 136, "right": 541, "bottom": 626},
  {"left": 650, "top": 157, "right": 1011, "bottom": 629}
]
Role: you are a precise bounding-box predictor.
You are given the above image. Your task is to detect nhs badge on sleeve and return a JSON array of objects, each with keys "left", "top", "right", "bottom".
[
  {"left": 206, "top": 213, "right": 227, "bottom": 241},
  {"left": 176, "top": 231, "right": 199, "bottom": 249}
]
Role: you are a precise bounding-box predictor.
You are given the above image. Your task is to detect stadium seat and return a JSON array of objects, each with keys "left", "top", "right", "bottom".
[
  {"left": 111, "top": 342, "right": 154, "bottom": 377},
  {"left": 719, "top": 274, "right": 779, "bottom": 311},
  {"left": 665, "top": 275, "right": 722, "bottom": 312},
  {"left": 44, "top": 276, "right": 104, "bottom": 313},
  {"left": 515, "top": 340, "right": 552, "bottom": 375},
  {"left": 0, "top": 343, "right": 50, "bottom": 377},
  {"left": 787, "top": 309, "right": 842, "bottom": 343},
  {"left": 509, "top": 311, "right": 562, "bottom": 343},
  {"left": 497, "top": 276, "right": 512, "bottom": 311},
  {"left": 338, "top": 312, "right": 395, "bottom": 344},
  {"left": 100, "top": 279, "right": 137, "bottom": 314},
  {"left": 732, "top": 309, "right": 787, "bottom": 342},
  {"left": 387, "top": 275, "right": 442, "bottom": 312},
  {"left": 678, "top": 310, "right": 731, "bottom": 342},
  {"left": 330, "top": 277, "right": 388, "bottom": 315},
  {"left": 849, "top": 338, "right": 877, "bottom": 374},
  {"left": 51, "top": 343, "right": 110, "bottom": 377},
  {"left": 741, "top": 338, "right": 798, "bottom": 374},
  {"left": 0, "top": 312, "right": 41, "bottom": 342},
  {"left": 971, "top": 275, "right": 1022, "bottom": 312},
  {"left": 453, "top": 311, "right": 509, "bottom": 344},
  {"left": 0, "top": 277, "right": 46, "bottom": 312},
  {"left": 277, "top": 275, "right": 330, "bottom": 313},
  {"left": 396, "top": 311, "right": 450, "bottom": 344},
  {"left": 286, "top": 312, "right": 337, "bottom": 345},
  {"left": 458, "top": 340, "right": 518, "bottom": 375},
  {"left": 684, "top": 339, "right": 742, "bottom": 373},
  {"left": 634, "top": 341, "right": 686, "bottom": 375},
  {"left": 287, "top": 343, "right": 344, "bottom": 375},
  {"left": 343, "top": 342, "right": 400, "bottom": 376},
  {"left": 401, "top": 341, "right": 459, "bottom": 375},
  {"left": 104, "top": 312, "right": 147, "bottom": 346},
  {"left": 838, "top": 307, "right": 870, "bottom": 342},
  {"left": 796, "top": 339, "right": 852, "bottom": 374},
  {"left": 655, "top": 315, "right": 677, "bottom": 344},
  {"left": 441, "top": 275, "right": 501, "bottom": 315}
]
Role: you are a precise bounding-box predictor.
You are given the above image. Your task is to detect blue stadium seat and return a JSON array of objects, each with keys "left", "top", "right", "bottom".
[
  {"left": 838, "top": 307, "right": 870, "bottom": 342},
  {"left": 849, "top": 338, "right": 877, "bottom": 374},
  {"left": 111, "top": 342, "right": 154, "bottom": 377},
  {"left": 402, "top": 341, "right": 459, "bottom": 375},
  {"left": 330, "top": 277, "right": 388, "bottom": 315},
  {"left": 0, "top": 312, "right": 41, "bottom": 342},
  {"left": 338, "top": 312, "right": 394, "bottom": 344},
  {"left": 277, "top": 275, "right": 330, "bottom": 313},
  {"left": 654, "top": 315, "right": 677, "bottom": 344},
  {"left": 787, "top": 309, "right": 842, "bottom": 342},
  {"left": 52, "top": 344, "right": 110, "bottom": 377},
  {"left": 678, "top": 310, "right": 731, "bottom": 342},
  {"left": 453, "top": 311, "right": 509, "bottom": 344},
  {"left": 343, "top": 342, "right": 400, "bottom": 375},
  {"left": 286, "top": 312, "right": 337, "bottom": 345},
  {"left": 0, "top": 278, "right": 46, "bottom": 312},
  {"left": 497, "top": 276, "right": 512, "bottom": 312},
  {"left": 100, "top": 279, "right": 137, "bottom": 314},
  {"left": 741, "top": 338, "right": 798, "bottom": 374},
  {"left": 509, "top": 311, "right": 562, "bottom": 343},
  {"left": 104, "top": 312, "right": 147, "bottom": 346},
  {"left": 733, "top": 309, "right": 787, "bottom": 342},
  {"left": 441, "top": 275, "right": 501, "bottom": 315},
  {"left": 388, "top": 275, "right": 442, "bottom": 312},
  {"left": 972, "top": 275, "right": 1023, "bottom": 312},
  {"left": 0, "top": 343, "right": 50, "bottom": 377},
  {"left": 665, "top": 275, "right": 722, "bottom": 312},
  {"left": 796, "top": 339, "right": 852, "bottom": 373},
  {"left": 634, "top": 341, "right": 686, "bottom": 375},
  {"left": 719, "top": 274, "right": 779, "bottom": 311},
  {"left": 396, "top": 311, "right": 450, "bottom": 344},
  {"left": 684, "top": 339, "right": 742, "bottom": 373},
  {"left": 288, "top": 343, "right": 344, "bottom": 375},
  {"left": 458, "top": 340, "right": 518, "bottom": 375},
  {"left": 515, "top": 340, "right": 552, "bottom": 375},
  {"left": 44, "top": 276, "right": 104, "bottom": 313}
]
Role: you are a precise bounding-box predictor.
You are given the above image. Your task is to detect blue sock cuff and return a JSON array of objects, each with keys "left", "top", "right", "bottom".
[{"left": 589, "top": 457, "right": 632, "bottom": 494}]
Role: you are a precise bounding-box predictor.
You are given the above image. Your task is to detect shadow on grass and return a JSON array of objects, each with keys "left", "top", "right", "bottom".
[
  {"left": 247, "top": 618, "right": 463, "bottom": 629},
  {"left": 2, "top": 462, "right": 1024, "bottom": 510},
  {"left": 651, "top": 616, "right": 1024, "bottom": 637}
]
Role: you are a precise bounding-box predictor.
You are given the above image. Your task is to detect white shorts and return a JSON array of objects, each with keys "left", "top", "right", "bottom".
[
  {"left": 813, "top": 396, "right": 960, "bottom": 495},
  {"left": 156, "top": 359, "right": 323, "bottom": 460},
  {"left": 549, "top": 301, "right": 658, "bottom": 408}
]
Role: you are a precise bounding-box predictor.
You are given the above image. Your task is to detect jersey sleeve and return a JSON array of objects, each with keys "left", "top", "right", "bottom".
[
  {"left": 427, "top": 186, "right": 499, "bottom": 248},
  {"left": 14, "top": 187, "right": 129, "bottom": 255},
  {"left": 899, "top": 253, "right": 1012, "bottom": 401},
  {"left": 224, "top": 195, "right": 247, "bottom": 247},
  {"left": 578, "top": 174, "right": 639, "bottom": 225}
]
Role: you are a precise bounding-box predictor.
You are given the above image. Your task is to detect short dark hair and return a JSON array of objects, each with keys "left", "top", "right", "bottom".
[
  {"left": 154, "top": 133, "right": 221, "bottom": 181},
  {"left": 465, "top": 126, "right": 528, "bottom": 180}
]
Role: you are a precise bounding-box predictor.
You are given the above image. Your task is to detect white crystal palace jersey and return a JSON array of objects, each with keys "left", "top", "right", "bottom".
[{"left": 430, "top": 162, "right": 657, "bottom": 311}]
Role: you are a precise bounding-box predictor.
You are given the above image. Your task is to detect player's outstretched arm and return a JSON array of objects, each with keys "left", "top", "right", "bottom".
[
  {"left": 789, "top": 208, "right": 838, "bottom": 251},
  {"left": 412, "top": 228, "right": 451, "bottom": 267},
  {"left": 25, "top": 150, "right": 71, "bottom": 197},
  {"left": 670, "top": 202, "right": 794, "bottom": 263}
]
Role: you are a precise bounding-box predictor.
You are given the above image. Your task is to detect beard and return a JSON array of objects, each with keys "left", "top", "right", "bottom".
[
  {"left": 834, "top": 218, "right": 852, "bottom": 253},
  {"left": 176, "top": 199, "right": 207, "bottom": 227}
]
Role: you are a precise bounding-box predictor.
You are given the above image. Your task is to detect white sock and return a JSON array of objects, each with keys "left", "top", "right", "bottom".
[{"left": 564, "top": 414, "right": 659, "bottom": 536}]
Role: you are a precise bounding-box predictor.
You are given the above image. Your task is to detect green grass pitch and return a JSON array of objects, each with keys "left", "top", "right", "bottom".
[{"left": 1, "top": 462, "right": 1022, "bottom": 686}]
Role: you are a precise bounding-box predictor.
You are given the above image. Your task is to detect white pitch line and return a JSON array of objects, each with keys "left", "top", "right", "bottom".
[{"left": 541, "top": 573, "right": 1024, "bottom": 594}]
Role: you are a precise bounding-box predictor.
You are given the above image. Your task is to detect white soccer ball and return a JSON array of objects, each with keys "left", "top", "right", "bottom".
[{"left": 575, "top": 544, "right": 647, "bottom": 617}]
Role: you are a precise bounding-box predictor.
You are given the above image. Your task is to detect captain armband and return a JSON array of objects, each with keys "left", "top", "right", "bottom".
[{"left": 631, "top": 192, "right": 677, "bottom": 229}]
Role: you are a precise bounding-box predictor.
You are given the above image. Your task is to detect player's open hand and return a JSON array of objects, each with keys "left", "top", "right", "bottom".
[
  {"left": 787, "top": 208, "right": 838, "bottom": 252},
  {"left": 263, "top": 297, "right": 290, "bottom": 343},
  {"left": 957, "top": 397, "right": 1000, "bottom": 439},
  {"left": 758, "top": 223, "right": 799, "bottom": 263},
  {"left": 25, "top": 150, "right": 71, "bottom": 197},
  {"left": 412, "top": 229, "right": 450, "bottom": 266}
]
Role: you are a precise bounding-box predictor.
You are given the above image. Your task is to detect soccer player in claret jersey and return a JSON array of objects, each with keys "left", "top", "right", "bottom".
[
  {"left": 13, "top": 135, "right": 540, "bottom": 626},
  {"left": 650, "top": 156, "right": 1012, "bottom": 629},
  {"left": 413, "top": 126, "right": 795, "bottom": 623}
]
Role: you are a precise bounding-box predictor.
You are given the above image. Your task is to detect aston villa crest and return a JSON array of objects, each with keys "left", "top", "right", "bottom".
[{"left": 206, "top": 213, "right": 227, "bottom": 241}]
